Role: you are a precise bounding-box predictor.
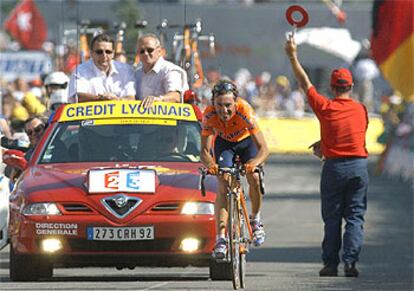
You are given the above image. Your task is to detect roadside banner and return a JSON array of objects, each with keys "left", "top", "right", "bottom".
[
  {"left": 257, "top": 117, "right": 384, "bottom": 154},
  {"left": 0, "top": 51, "right": 52, "bottom": 81}
]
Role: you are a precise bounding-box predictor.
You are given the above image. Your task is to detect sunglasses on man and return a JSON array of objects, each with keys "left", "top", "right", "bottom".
[
  {"left": 139, "top": 47, "right": 158, "bottom": 55},
  {"left": 94, "top": 49, "right": 113, "bottom": 55},
  {"left": 26, "top": 124, "right": 45, "bottom": 136}
]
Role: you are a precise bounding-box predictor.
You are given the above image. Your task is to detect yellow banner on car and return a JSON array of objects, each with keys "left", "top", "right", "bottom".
[
  {"left": 59, "top": 101, "right": 197, "bottom": 122},
  {"left": 257, "top": 116, "right": 384, "bottom": 154}
]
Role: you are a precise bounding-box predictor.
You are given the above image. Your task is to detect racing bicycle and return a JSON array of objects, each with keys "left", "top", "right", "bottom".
[
  {"left": 199, "top": 159, "right": 265, "bottom": 289},
  {"left": 172, "top": 19, "right": 215, "bottom": 89},
  {"left": 133, "top": 19, "right": 148, "bottom": 67}
]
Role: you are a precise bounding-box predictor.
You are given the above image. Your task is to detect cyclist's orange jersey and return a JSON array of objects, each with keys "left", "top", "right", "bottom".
[{"left": 201, "top": 98, "right": 260, "bottom": 142}]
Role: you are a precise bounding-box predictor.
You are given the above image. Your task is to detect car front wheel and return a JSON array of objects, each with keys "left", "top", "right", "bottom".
[{"left": 9, "top": 245, "right": 53, "bottom": 281}]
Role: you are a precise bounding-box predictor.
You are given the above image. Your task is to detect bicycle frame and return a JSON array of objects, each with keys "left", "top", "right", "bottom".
[
  {"left": 225, "top": 169, "right": 254, "bottom": 246},
  {"left": 79, "top": 20, "right": 90, "bottom": 63},
  {"left": 75, "top": 21, "right": 103, "bottom": 63},
  {"left": 133, "top": 20, "right": 148, "bottom": 67},
  {"left": 200, "top": 164, "right": 265, "bottom": 289},
  {"left": 172, "top": 19, "right": 215, "bottom": 90},
  {"left": 156, "top": 18, "right": 180, "bottom": 59},
  {"left": 114, "top": 22, "right": 126, "bottom": 58}
]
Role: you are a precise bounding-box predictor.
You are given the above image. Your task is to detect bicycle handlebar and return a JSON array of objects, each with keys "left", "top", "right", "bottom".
[{"left": 198, "top": 166, "right": 265, "bottom": 197}]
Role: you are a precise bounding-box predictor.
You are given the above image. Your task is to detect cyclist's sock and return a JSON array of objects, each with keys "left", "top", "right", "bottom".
[
  {"left": 250, "top": 220, "right": 265, "bottom": 247},
  {"left": 213, "top": 237, "right": 227, "bottom": 259},
  {"left": 216, "top": 234, "right": 226, "bottom": 241},
  {"left": 250, "top": 212, "right": 261, "bottom": 222}
]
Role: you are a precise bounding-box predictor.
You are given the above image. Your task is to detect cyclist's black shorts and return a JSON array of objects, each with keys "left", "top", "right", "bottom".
[{"left": 214, "top": 135, "right": 258, "bottom": 167}]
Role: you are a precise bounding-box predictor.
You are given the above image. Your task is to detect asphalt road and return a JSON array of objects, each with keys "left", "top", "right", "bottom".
[{"left": 0, "top": 154, "right": 412, "bottom": 291}]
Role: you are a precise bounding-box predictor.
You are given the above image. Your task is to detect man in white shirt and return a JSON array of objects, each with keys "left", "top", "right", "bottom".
[
  {"left": 135, "top": 34, "right": 189, "bottom": 108},
  {"left": 68, "top": 33, "right": 136, "bottom": 102}
]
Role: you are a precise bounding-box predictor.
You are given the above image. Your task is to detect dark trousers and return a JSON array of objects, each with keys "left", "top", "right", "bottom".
[{"left": 320, "top": 157, "right": 369, "bottom": 267}]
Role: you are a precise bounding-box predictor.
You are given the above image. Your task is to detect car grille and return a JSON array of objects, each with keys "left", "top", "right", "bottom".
[
  {"left": 61, "top": 204, "right": 93, "bottom": 213},
  {"left": 67, "top": 238, "right": 175, "bottom": 252},
  {"left": 151, "top": 203, "right": 179, "bottom": 211},
  {"left": 101, "top": 195, "right": 142, "bottom": 218}
]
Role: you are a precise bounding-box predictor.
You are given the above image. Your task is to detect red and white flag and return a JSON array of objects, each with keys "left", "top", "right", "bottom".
[{"left": 3, "top": 0, "right": 48, "bottom": 50}]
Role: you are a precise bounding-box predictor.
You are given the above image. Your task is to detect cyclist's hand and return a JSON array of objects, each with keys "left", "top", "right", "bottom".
[
  {"left": 244, "top": 163, "right": 256, "bottom": 174},
  {"left": 207, "top": 164, "right": 219, "bottom": 175}
]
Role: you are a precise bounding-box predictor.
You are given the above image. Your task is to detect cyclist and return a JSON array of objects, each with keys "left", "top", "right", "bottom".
[{"left": 200, "top": 80, "right": 269, "bottom": 259}]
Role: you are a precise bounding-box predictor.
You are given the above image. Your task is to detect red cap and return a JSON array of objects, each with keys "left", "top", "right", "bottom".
[{"left": 330, "top": 68, "right": 353, "bottom": 87}]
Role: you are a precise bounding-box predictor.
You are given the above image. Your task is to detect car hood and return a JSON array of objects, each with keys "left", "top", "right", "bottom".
[
  {"left": 18, "top": 162, "right": 217, "bottom": 222},
  {"left": 22, "top": 162, "right": 217, "bottom": 194}
]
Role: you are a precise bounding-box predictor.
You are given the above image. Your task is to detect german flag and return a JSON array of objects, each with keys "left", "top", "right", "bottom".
[{"left": 371, "top": 0, "right": 414, "bottom": 100}]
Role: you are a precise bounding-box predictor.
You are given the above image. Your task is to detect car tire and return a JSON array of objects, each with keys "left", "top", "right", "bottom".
[
  {"left": 209, "top": 260, "right": 232, "bottom": 280},
  {"left": 9, "top": 246, "right": 53, "bottom": 281},
  {"left": 37, "top": 259, "right": 53, "bottom": 279}
]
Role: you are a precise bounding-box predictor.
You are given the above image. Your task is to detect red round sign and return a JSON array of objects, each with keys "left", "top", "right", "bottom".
[{"left": 285, "top": 5, "right": 309, "bottom": 28}]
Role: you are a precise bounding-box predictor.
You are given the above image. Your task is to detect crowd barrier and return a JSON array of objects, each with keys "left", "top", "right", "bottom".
[{"left": 257, "top": 116, "right": 384, "bottom": 154}]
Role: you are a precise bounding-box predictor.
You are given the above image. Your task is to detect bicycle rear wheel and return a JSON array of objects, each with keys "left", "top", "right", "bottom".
[{"left": 228, "top": 192, "right": 241, "bottom": 289}]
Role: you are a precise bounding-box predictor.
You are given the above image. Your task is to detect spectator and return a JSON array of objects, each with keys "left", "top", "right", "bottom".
[
  {"left": 114, "top": 50, "right": 127, "bottom": 63},
  {"left": 274, "top": 75, "right": 291, "bottom": 110},
  {"left": 44, "top": 71, "right": 70, "bottom": 112},
  {"left": 4, "top": 116, "right": 46, "bottom": 189},
  {"left": 22, "top": 91, "right": 47, "bottom": 116},
  {"left": 283, "top": 85, "right": 306, "bottom": 118},
  {"left": 351, "top": 40, "right": 380, "bottom": 112},
  {"left": 135, "top": 33, "right": 189, "bottom": 109},
  {"left": 68, "top": 33, "right": 136, "bottom": 102},
  {"left": 0, "top": 115, "right": 12, "bottom": 139}
]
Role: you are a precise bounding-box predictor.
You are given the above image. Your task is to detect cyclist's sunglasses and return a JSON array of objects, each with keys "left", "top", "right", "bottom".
[
  {"left": 26, "top": 124, "right": 45, "bottom": 136},
  {"left": 212, "top": 82, "right": 236, "bottom": 96},
  {"left": 139, "top": 47, "right": 158, "bottom": 54},
  {"left": 94, "top": 49, "right": 113, "bottom": 55}
]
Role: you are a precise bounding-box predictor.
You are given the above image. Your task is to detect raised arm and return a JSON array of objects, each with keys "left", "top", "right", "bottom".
[{"left": 284, "top": 35, "right": 313, "bottom": 93}]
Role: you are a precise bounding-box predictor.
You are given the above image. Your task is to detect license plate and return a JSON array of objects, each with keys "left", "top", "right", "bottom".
[{"left": 87, "top": 226, "right": 154, "bottom": 241}]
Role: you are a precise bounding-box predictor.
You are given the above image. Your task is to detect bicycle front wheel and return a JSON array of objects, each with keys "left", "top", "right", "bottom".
[
  {"left": 239, "top": 202, "right": 248, "bottom": 289},
  {"left": 228, "top": 192, "right": 241, "bottom": 289}
]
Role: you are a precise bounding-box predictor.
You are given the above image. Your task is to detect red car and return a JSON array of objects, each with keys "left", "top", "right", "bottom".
[{"left": 8, "top": 101, "right": 218, "bottom": 281}]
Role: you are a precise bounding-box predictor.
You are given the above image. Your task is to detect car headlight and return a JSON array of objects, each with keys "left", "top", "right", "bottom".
[
  {"left": 22, "top": 203, "right": 61, "bottom": 215},
  {"left": 181, "top": 202, "right": 214, "bottom": 215}
]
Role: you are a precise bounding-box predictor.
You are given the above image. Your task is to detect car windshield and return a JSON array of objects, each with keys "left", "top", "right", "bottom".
[{"left": 38, "top": 120, "right": 201, "bottom": 163}]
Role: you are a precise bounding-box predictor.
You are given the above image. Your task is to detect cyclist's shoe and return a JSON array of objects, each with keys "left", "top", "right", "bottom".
[
  {"left": 212, "top": 238, "right": 227, "bottom": 260},
  {"left": 250, "top": 220, "right": 266, "bottom": 247}
]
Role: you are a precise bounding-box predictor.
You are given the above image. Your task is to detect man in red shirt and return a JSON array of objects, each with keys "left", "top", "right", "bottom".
[{"left": 285, "top": 35, "right": 369, "bottom": 277}]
